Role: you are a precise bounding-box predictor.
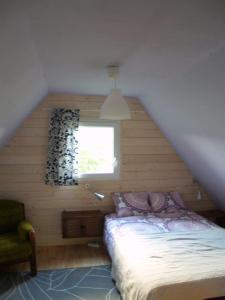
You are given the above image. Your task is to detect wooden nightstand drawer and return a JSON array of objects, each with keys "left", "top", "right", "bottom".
[
  {"left": 63, "top": 219, "right": 81, "bottom": 238},
  {"left": 83, "top": 217, "right": 103, "bottom": 237},
  {"left": 62, "top": 210, "right": 104, "bottom": 238}
]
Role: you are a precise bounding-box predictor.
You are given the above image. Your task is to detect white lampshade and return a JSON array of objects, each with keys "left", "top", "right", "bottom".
[{"left": 100, "top": 88, "right": 131, "bottom": 120}]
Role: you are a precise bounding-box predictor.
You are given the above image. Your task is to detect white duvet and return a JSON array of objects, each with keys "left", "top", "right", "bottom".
[{"left": 106, "top": 216, "right": 225, "bottom": 300}]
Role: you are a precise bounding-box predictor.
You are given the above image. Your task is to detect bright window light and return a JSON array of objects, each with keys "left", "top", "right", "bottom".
[{"left": 76, "top": 122, "right": 120, "bottom": 180}]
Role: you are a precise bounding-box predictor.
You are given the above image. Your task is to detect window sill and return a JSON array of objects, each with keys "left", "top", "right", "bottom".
[{"left": 79, "top": 173, "right": 120, "bottom": 181}]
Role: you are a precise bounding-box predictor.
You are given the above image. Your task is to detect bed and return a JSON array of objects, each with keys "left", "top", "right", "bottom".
[{"left": 104, "top": 192, "right": 225, "bottom": 300}]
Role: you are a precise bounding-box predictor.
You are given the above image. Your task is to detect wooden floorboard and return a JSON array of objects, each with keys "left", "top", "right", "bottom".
[{"left": 4, "top": 244, "right": 110, "bottom": 272}]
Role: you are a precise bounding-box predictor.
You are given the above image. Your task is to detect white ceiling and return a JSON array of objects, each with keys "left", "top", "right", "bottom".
[
  {"left": 28, "top": 0, "right": 225, "bottom": 95},
  {"left": 1, "top": 0, "right": 225, "bottom": 208}
]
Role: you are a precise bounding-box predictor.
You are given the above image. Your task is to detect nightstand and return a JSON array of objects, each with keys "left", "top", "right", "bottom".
[
  {"left": 196, "top": 209, "right": 225, "bottom": 228},
  {"left": 62, "top": 210, "right": 104, "bottom": 238}
]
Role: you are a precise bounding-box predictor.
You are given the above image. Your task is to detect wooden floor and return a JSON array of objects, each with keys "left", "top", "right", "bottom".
[{"left": 9, "top": 244, "right": 110, "bottom": 272}]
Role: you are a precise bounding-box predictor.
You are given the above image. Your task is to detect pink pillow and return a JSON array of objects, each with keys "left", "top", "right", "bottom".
[
  {"left": 112, "top": 192, "right": 151, "bottom": 217},
  {"left": 149, "top": 192, "right": 186, "bottom": 213}
]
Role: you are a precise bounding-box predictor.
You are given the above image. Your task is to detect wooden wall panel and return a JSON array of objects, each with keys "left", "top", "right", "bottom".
[{"left": 0, "top": 93, "right": 216, "bottom": 246}]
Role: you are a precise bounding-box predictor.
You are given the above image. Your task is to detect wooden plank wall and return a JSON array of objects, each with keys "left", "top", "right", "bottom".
[{"left": 0, "top": 93, "right": 216, "bottom": 246}]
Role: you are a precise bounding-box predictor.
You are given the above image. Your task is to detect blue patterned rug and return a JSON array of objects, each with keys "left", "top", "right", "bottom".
[{"left": 0, "top": 265, "right": 121, "bottom": 300}]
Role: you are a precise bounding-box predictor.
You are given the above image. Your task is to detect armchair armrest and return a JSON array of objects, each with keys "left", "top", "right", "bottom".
[
  {"left": 18, "top": 220, "right": 37, "bottom": 276},
  {"left": 18, "top": 220, "right": 35, "bottom": 242}
]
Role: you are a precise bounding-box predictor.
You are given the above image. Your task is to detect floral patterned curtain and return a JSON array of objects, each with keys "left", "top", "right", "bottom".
[{"left": 45, "top": 108, "right": 80, "bottom": 185}]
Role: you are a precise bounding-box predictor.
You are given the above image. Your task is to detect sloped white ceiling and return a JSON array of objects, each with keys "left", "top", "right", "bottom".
[
  {"left": 1, "top": 0, "right": 225, "bottom": 208},
  {"left": 0, "top": 1, "right": 47, "bottom": 144}
]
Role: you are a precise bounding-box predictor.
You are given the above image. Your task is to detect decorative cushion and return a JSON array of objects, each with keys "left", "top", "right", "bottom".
[
  {"left": 112, "top": 192, "right": 151, "bottom": 217},
  {"left": 149, "top": 192, "right": 186, "bottom": 213}
]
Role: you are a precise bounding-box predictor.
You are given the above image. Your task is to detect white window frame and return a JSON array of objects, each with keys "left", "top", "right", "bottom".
[{"left": 78, "top": 120, "right": 120, "bottom": 181}]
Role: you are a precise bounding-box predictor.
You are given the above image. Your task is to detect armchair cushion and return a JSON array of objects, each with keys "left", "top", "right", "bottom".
[
  {"left": 18, "top": 220, "right": 35, "bottom": 241},
  {"left": 0, "top": 233, "right": 32, "bottom": 264}
]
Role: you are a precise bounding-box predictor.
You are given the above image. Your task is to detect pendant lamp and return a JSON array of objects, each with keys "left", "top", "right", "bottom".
[{"left": 100, "top": 66, "right": 131, "bottom": 120}]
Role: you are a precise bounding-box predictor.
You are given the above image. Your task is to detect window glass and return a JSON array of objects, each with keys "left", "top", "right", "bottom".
[{"left": 76, "top": 122, "right": 120, "bottom": 180}]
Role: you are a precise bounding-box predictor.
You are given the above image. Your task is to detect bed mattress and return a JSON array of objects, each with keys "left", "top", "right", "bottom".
[{"left": 104, "top": 211, "right": 225, "bottom": 300}]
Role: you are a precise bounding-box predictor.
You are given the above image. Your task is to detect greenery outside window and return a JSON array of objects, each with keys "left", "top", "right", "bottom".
[{"left": 77, "top": 121, "right": 120, "bottom": 180}]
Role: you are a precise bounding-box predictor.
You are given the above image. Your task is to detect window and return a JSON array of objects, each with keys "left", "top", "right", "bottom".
[{"left": 77, "top": 121, "right": 120, "bottom": 180}]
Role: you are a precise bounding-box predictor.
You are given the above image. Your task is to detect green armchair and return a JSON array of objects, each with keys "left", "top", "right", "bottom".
[{"left": 0, "top": 200, "right": 37, "bottom": 276}]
